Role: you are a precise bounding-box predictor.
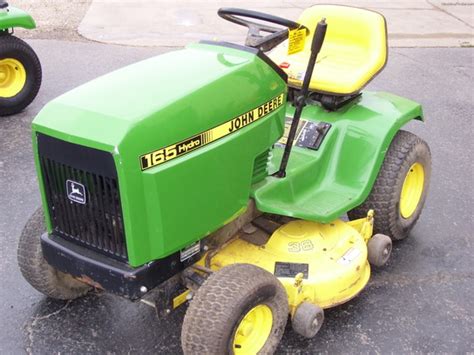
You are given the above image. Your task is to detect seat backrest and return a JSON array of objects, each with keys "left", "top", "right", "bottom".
[{"left": 298, "top": 5, "right": 387, "bottom": 74}]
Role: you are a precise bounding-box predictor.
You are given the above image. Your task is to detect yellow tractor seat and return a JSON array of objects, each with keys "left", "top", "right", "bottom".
[{"left": 269, "top": 5, "right": 387, "bottom": 96}]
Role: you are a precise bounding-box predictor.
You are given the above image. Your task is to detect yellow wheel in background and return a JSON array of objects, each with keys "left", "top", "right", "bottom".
[
  {"left": 0, "top": 58, "right": 27, "bottom": 98},
  {"left": 400, "top": 162, "right": 425, "bottom": 218},
  {"left": 233, "top": 304, "right": 273, "bottom": 354},
  {"left": 0, "top": 35, "right": 42, "bottom": 116}
]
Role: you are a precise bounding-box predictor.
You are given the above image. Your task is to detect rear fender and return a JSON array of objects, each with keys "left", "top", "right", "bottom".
[
  {"left": 0, "top": 6, "right": 36, "bottom": 31},
  {"left": 252, "top": 91, "right": 424, "bottom": 222}
]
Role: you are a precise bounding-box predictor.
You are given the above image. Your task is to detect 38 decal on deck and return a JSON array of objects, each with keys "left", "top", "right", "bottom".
[{"left": 140, "top": 93, "right": 285, "bottom": 171}]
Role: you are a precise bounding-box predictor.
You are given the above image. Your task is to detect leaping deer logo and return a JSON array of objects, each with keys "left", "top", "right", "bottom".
[
  {"left": 70, "top": 183, "right": 83, "bottom": 197},
  {"left": 66, "top": 180, "right": 86, "bottom": 204}
]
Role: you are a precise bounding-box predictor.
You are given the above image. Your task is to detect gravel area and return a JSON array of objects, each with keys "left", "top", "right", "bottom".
[{"left": 9, "top": 0, "right": 92, "bottom": 41}]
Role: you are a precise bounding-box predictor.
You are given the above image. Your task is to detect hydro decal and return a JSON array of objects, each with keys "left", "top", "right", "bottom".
[{"left": 140, "top": 93, "right": 285, "bottom": 171}]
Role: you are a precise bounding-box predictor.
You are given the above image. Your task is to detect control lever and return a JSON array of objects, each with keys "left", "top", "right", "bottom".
[{"left": 276, "top": 18, "right": 327, "bottom": 177}]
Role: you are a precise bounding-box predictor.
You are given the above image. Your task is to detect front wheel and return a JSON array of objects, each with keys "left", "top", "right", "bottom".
[
  {"left": 17, "top": 207, "right": 91, "bottom": 300},
  {"left": 0, "top": 35, "right": 42, "bottom": 116},
  {"left": 348, "top": 130, "right": 431, "bottom": 240},
  {"left": 181, "top": 264, "right": 288, "bottom": 355}
]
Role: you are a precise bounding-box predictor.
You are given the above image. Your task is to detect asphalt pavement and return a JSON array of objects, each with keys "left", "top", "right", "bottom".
[{"left": 0, "top": 40, "right": 473, "bottom": 354}]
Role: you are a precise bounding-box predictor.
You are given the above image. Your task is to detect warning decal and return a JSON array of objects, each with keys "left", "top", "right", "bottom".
[{"left": 287, "top": 27, "right": 307, "bottom": 55}]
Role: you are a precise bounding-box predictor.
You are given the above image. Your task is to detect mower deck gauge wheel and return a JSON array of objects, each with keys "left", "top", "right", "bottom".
[
  {"left": 368, "top": 233, "right": 392, "bottom": 267},
  {"left": 292, "top": 302, "right": 325, "bottom": 338}
]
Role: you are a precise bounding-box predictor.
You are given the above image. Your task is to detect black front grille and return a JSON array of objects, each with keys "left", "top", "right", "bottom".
[{"left": 37, "top": 134, "right": 127, "bottom": 261}]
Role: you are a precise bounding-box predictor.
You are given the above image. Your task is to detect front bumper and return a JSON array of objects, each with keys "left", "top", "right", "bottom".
[{"left": 41, "top": 233, "right": 197, "bottom": 300}]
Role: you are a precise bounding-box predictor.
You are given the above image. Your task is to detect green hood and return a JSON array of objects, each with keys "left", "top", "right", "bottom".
[{"left": 32, "top": 42, "right": 287, "bottom": 266}]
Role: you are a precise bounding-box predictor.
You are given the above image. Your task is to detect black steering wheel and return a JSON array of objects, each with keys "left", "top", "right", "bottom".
[{"left": 218, "top": 8, "right": 308, "bottom": 52}]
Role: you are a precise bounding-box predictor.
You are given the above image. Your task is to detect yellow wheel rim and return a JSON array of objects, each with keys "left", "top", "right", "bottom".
[
  {"left": 400, "top": 162, "right": 425, "bottom": 218},
  {"left": 0, "top": 58, "right": 27, "bottom": 98},
  {"left": 233, "top": 304, "right": 273, "bottom": 354}
]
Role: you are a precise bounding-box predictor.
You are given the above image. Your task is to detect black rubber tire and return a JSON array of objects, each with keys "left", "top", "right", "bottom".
[
  {"left": 0, "top": 35, "right": 42, "bottom": 116},
  {"left": 17, "top": 207, "right": 91, "bottom": 300},
  {"left": 291, "top": 302, "right": 324, "bottom": 338},
  {"left": 367, "top": 233, "right": 392, "bottom": 267},
  {"left": 348, "top": 130, "right": 431, "bottom": 240},
  {"left": 181, "top": 263, "right": 288, "bottom": 355}
]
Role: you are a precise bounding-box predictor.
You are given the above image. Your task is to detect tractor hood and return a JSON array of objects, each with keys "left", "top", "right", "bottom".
[
  {"left": 32, "top": 42, "right": 287, "bottom": 266},
  {"left": 33, "top": 42, "right": 285, "bottom": 151}
]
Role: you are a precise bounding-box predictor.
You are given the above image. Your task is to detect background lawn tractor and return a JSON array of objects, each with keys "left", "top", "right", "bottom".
[
  {"left": 18, "top": 5, "right": 431, "bottom": 354},
  {"left": 0, "top": 1, "right": 41, "bottom": 116}
]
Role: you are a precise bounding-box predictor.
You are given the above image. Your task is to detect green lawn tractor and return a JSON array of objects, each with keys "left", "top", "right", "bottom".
[
  {"left": 18, "top": 5, "right": 431, "bottom": 354},
  {"left": 0, "top": 1, "right": 41, "bottom": 116}
]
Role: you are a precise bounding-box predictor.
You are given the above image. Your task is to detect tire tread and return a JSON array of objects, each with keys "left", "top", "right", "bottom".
[
  {"left": 181, "top": 264, "right": 288, "bottom": 354},
  {"left": 348, "top": 130, "right": 431, "bottom": 240},
  {"left": 17, "top": 208, "right": 90, "bottom": 300}
]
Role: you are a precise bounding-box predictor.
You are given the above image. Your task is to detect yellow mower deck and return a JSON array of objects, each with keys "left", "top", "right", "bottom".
[{"left": 196, "top": 212, "right": 374, "bottom": 312}]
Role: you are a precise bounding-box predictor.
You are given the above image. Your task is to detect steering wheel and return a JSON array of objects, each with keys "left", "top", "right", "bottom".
[{"left": 218, "top": 8, "right": 308, "bottom": 52}]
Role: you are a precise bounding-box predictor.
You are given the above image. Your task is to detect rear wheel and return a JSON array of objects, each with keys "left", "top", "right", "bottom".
[
  {"left": 181, "top": 263, "right": 288, "bottom": 354},
  {"left": 348, "top": 130, "right": 431, "bottom": 240},
  {"left": 17, "top": 207, "right": 91, "bottom": 300},
  {"left": 0, "top": 35, "right": 42, "bottom": 116}
]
